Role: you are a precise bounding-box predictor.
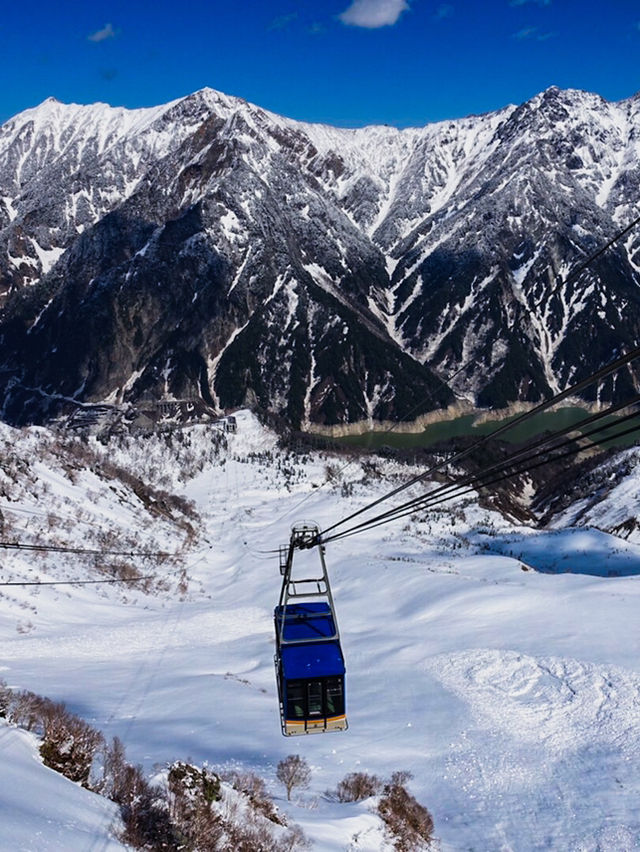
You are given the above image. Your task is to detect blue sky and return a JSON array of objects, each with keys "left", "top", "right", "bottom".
[{"left": 1, "top": 0, "right": 639, "bottom": 127}]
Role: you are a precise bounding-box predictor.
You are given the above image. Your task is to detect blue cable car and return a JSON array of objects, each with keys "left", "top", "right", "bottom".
[{"left": 274, "top": 523, "right": 347, "bottom": 736}]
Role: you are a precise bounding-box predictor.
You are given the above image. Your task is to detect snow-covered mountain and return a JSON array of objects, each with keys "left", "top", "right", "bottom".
[{"left": 1, "top": 86, "right": 640, "bottom": 426}]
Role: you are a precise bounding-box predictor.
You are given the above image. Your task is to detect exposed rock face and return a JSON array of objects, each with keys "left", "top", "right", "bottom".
[{"left": 0, "top": 86, "right": 639, "bottom": 426}]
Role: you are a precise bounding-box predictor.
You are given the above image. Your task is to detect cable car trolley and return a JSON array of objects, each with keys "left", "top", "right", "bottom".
[{"left": 274, "top": 523, "right": 347, "bottom": 736}]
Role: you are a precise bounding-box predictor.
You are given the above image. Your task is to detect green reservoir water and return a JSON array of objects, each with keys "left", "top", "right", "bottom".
[{"left": 331, "top": 407, "right": 639, "bottom": 451}]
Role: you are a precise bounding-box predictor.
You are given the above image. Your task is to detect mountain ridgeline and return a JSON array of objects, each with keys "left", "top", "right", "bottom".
[{"left": 0, "top": 86, "right": 639, "bottom": 427}]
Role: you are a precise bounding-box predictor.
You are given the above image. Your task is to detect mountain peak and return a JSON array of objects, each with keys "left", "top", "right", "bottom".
[{"left": 0, "top": 84, "right": 639, "bottom": 427}]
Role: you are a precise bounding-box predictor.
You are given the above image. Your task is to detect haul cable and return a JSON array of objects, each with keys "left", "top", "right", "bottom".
[
  {"left": 0, "top": 575, "right": 156, "bottom": 587},
  {"left": 322, "top": 400, "right": 640, "bottom": 543},
  {"left": 325, "top": 415, "right": 640, "bottom": 544},
  {"left": 323, "top": 395, "right": 640, "bottom": 539},
  {"left": 321, "top": 342, "right": 640, "bottom": 539},
  {"left": 0, "top": 541, "right": 172, "bottom": 558}
]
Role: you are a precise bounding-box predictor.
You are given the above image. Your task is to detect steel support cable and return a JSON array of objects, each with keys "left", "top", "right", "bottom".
[
  {"left": 321, "top": 396, "right": 640, "bottom": 541},
  {"left": 380, "top": 414, "right": 640, "bottom": 529},
  {"left": 0, "top": 575, "right": 157, "bottom": 587},
  {"left": 324, "top": 416, "right": 640, "bottom": 545},
  {"left": 0, "top": 540, "right": 172, "bottom": 558},
  {"left": 321, "top": 341, "right": 640, "bottom": 539},
  {"left": 324, "top": 406, "right": 640, "bottom": 543}
]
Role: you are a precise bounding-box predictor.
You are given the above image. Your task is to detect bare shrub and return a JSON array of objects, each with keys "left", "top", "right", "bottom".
[
  {"left": 9, "top": 690, "right": 48, "bottom": 731},
  {"left": 97, "top": 736, "right": 177, "bottom": 847},
  {"left": 0, "top": 678, "right": 12, "bottom": 717},
  {"left": 377, "top": 771, "right": 435, "bottom": 851},
  {"left": 334, "top": 771, "right": 382, "bottom": 802},
  {"left": 167, "top": 761, "right": 223, "bottom": 850},
  {"left": 276, "top": 755, "right": 311, "bottom": 801},
  {"left": 100, "top": 736, "right": 128, "bottom": 798},
  {"left": 361, "top": 459, "right": 382, "bottom": 485},
  {"left": 168, "top": 760, "right": 221, "bottom": 806},
  {"left": 104, "top": 561, "right": 146, "bottom": 586},
  {"left": 5, "top": 689, "right": 104, "bottom": 786},
  {"left": 177, "top": 568, "right": 189, "bottom": 597},
  {"left": 118, "top": 763, "right": 176, "bottom": 848},
  {"left": 280, "top": 823, "right": 311, "bottom": 851},
  {"left": 39, "top": 699, "right": 104, "bottom": 786},
  {"left": 325, "top": 463, "right": 342, "bottom": 484},
  {"left": 166, "top": 762, "right": 310, "bottom": 851},
  {"left": 224, "top": 811, "right": 277, "bottom": 852},
  {"left": 340, "top": 481, "right": 354, "bottom": 497},
  {"left": 223, "top": 769, "right": 284, "bottom": 824},
  {"left": 222, "top": 804, "right": 310, "bottom": 852},
  {"left": 97, "top": 458, "right": 199, "bottom": 535}
]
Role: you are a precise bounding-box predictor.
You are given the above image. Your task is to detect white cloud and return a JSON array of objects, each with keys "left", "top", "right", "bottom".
[
  {"left": 339, "top": 0, "right": 410, "bottom": 29},
  {"left": 88, "top": 23, "right": 116, "bottom": 43}
]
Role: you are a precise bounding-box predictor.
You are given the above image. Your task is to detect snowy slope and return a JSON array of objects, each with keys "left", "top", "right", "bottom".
[
  {"left": 0, "top": 722, "right": 123, "bottom": 850},
  {"left": 0, "top": 411, "right": 638, "bottom": 849},
  {"left": 545, "top": 445, "right": 640, "bottom": 542}
]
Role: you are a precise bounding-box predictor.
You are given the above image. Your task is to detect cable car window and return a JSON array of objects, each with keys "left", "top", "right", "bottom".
[
  {"left": 287, "top": 681, "right": 305, "bottom": 718},
  {"left": 308, "top": 681, "right": 323, "bottom": 716},
  {"left": 326, "top": 677, "right": 344, "bottom": 716}
]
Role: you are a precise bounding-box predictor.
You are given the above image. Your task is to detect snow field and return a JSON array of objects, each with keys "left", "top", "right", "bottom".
[
  {"left": 0, "top": 723, "right": 122, "bottom": 850},
  {"left": 0, "top": 410, "right": 639, "bottom": 849}
]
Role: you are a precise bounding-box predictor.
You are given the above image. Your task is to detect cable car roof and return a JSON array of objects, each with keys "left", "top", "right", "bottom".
[
  {"left": 276, "top": 602, "right": 337, "bottom": 642},
  {"left": 276, "top": 602, "right": 345, "bottom": 679},
  {"left": 280, "top": 641, "right": 345, "bottom": 679}
]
